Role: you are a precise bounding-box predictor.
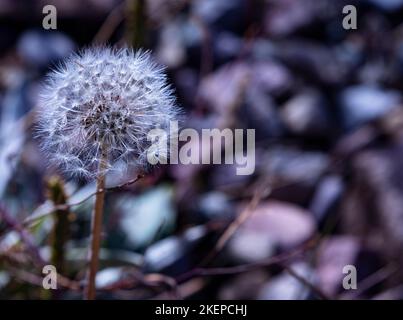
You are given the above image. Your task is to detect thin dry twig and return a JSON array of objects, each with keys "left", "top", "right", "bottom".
[
  {"left": 6, "top": 265, "right": 81, "bottom": 291},
  {"left": 22, "top": 174, "right": 144, "bottom": 227},
  {"left": 339, "top": 264, "right": 399, "bottom": 300},
  {"left": 178, "top": 237, "right": 318, "bottom": 283},
  {"left": 98, "top": 268, "right": 180, "bottom": 299},
  {"left": 200, "top": 178, "right": 271, "bottom": 266},
  {"left": 281, "top": 263, "right": 331, "bottom": 300},
  {"left": 95, "top": 238, "right": 319, "bottom": 299},
  {"left": 0, "top": 204, "right": 45, "bottom": 267},
  {"left": 92, "top": 2, "right": 126, "bottom": 44}
]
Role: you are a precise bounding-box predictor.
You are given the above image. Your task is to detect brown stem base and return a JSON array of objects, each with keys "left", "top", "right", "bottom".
[{"left": 85, "top": 174, "right": 106, "bottom": 300}]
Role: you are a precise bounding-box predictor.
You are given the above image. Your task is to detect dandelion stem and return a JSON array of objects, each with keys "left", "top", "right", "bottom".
[
  {"left": 85, "top": 151, "right": 107, "bottom": 300},
  {"left": 126, "top": 0, "right": 146, "bottom": 48}
]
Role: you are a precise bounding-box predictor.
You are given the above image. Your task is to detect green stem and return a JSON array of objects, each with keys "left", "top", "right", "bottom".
[{"left": 126, "top": 0, "right": 146, "bottom": 48}]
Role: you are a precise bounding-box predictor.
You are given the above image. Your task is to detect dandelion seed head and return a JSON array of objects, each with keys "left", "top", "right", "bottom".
[{"left": 36, "top": 46, "right": 180, "bottom": 179}]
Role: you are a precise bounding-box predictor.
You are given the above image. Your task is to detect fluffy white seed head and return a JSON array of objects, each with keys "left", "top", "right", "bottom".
[{"left": 36, "top": 46, "right": 180, "bottom": 179}]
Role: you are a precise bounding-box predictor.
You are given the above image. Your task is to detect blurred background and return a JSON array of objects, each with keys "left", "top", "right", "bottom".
[{"left": 1, "top": 0, "right": 403, "bottom": 299}]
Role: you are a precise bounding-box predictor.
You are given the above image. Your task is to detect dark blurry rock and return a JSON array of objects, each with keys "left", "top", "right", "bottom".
[
  {"left": 214, "top": 32, "right": 242, "bottom": 62},
  {"left": 17, "top": 30, "right": 75, "bottom": 69},
  {"left": 0, "top": 71, "right": 28, "bottom": 196},
  {"left": 147, "top": 0, "right": 188, "bottom": 24},
  {"left": 144, "top": 236, "right": 184, "bottom": 272},
  {"left": 0, "top": 232, "right": 19, "bottom": 255},
  {"left": 251, "top": 60, "right": 292, "bottom": 95},
  {"left": 0, "top": 271, "right": 10, "bottom": 291},
  {"left": 251, "top": 39, "right": 276, "bottom": 61},
  {"left": 339, "top": 85, "right": 401, "bottom": 130},
  {"left": 184, "top": 114, "right": 220, "bottom": 133},
  {"left": 276, "top": 41, "right": 348, "bottom": 85},
  {"left": 143, "top": 225, "right": 207, "bottom": 274},
  {"left": 259, "top": 147, "right": 330, "bottom": 204},
  {"left": 258, "top": 262, "right": 314, "bottom": 300},
  {"left": 395, "top": 41, "right": 403, "bottom": 73},
  {"left": 198, "top": 191, "right": 234, "bottom": 220},
  {"left": 366, "top": 0, "right": 403, "bottom": 11},
  {"left": 333, "top": 126, "right": 378, "bottom": 157},
  {"left": 199, "top": 62, "right": 249, "bottom": 116},
  {"left": 317, "top": 236, "right": 360, "bottom": 296},
  {"left": 191, "top": 0, "right": 245, "bottom": 33},
  {"left": 262, "top": 147, "right": 329, "bottom": 184},
  {"left": 208, "top": 163, "right": 253, "bottom": 194},
  {"left": 218, "top": 270, "right": 268, "bottom": 300},
  {"left": 374, "top": 285, "right": 403, "bottom": 300},
  {"left": 117, "top": 185, "right": 176, "bottom": 249},
  {"left": 96, "top": 267, "right": 125, "bottom": 288},
  {"left": 335, "top": 39, "right": 364, "bottom": 70},
  {"left": 156, "top": 20, "right": 186, "bottom": 68},
  {"left": 174, "top": 68, "right": 199, "bottom": 107},
  {"left": 379, "top": 107, "right": 403, "bottom": 141},
  {"left": 244, "top": 86, "right": 283, "bottom": 139},
  {"left": 227, "top": 225, "right": 276, "bottom": 263},
  {"left": 280, "top": 89, "right": 331, "bottom": 136},
  {"left": 201, "top": 60, "right": 288, "bottom": 137},
  {"left": 359, "top": 61, "right": 389, "bottom": 84},
  {"left": 341, "top": 146, "right": 403, "bottom": 276},
  {"left": 309, "top": 175, "right": 344, "bottom": 223},
  {"left": 182, "top": 18, "right": 204, "bottom": 50},
  {"left": 317, "top": 236, "right": 383, "bottom": 297},
  {"left": 228, "top": 201, "right": 316, "bottom": 263},
  {"left": 264, "top": 0, "right": 317, "bottom": 37}
]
